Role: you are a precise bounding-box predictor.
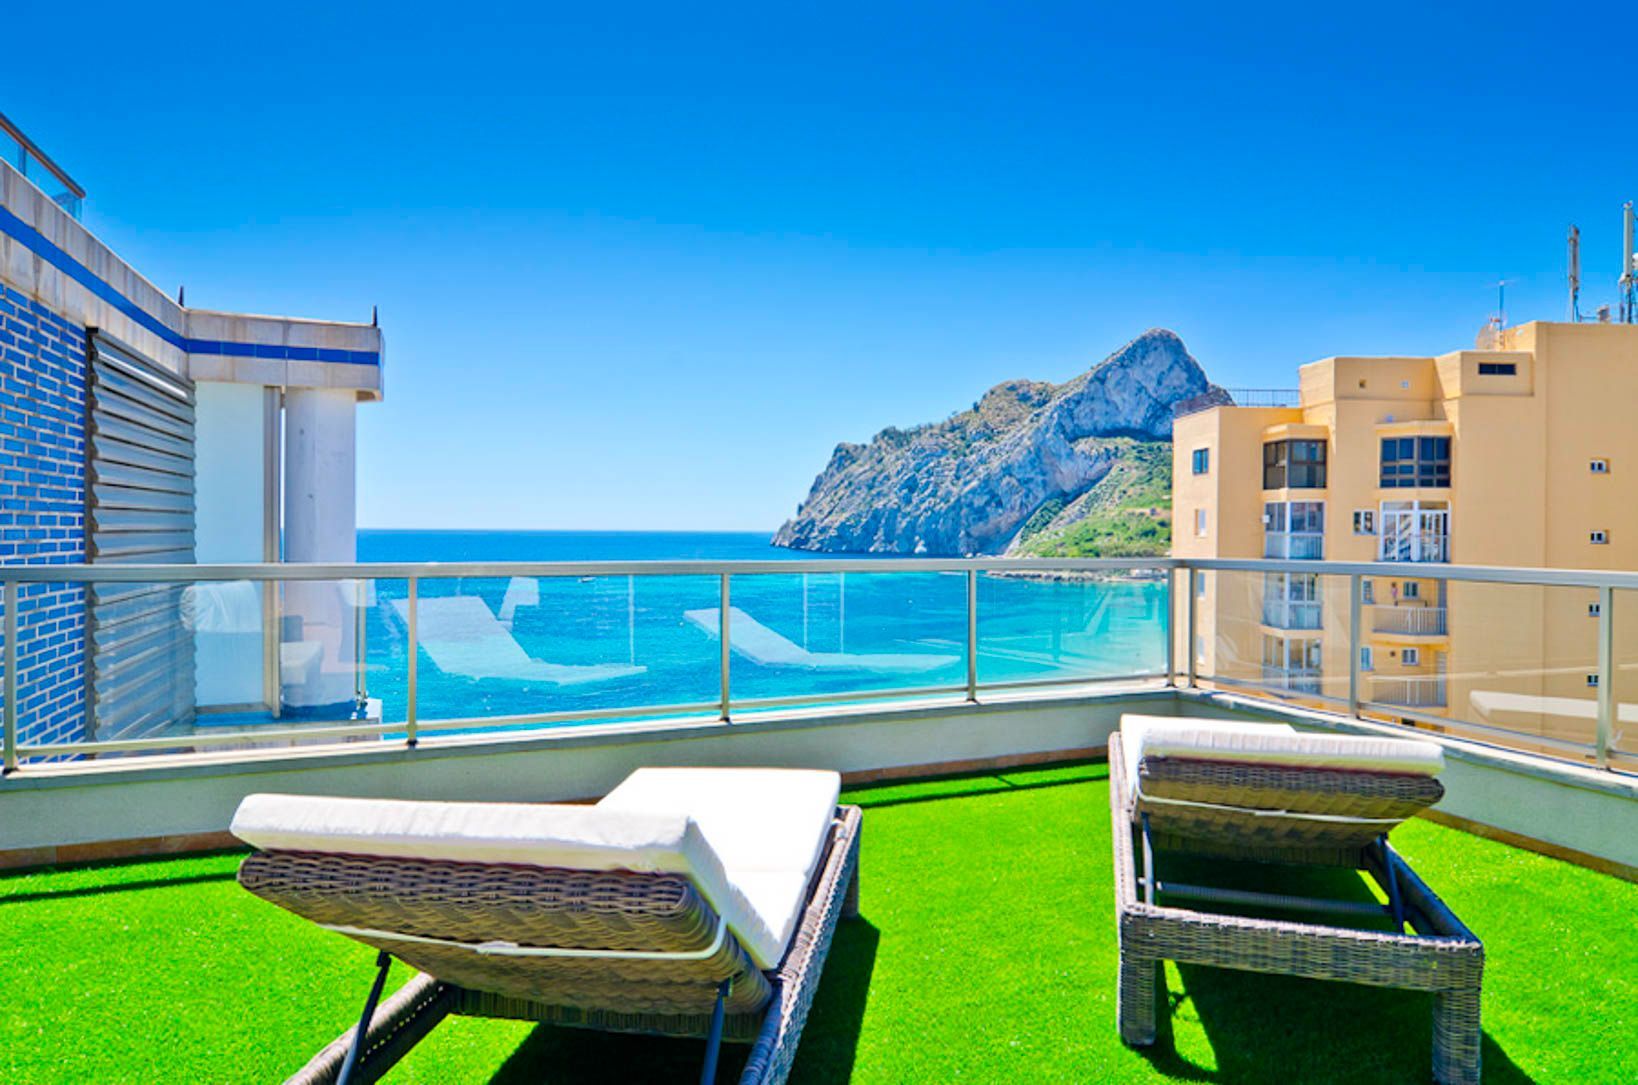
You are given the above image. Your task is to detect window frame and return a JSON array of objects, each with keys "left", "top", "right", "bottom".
[
  {"left": 1191, "top": 447, "right": 1210, "bottom": 475},
  {"left": 1380, "top": 435, "right": 1451, "bottom": 489},
  {"left": 1264, "top": 438, "right": 1328, "bottom": 490},
  {"left": 1402, "top": 647, "right": 1421, "bottom": 667}
]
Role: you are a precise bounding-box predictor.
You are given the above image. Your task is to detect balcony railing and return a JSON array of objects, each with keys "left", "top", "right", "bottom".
[
  {"left": 1379, "top": 534, "right": 1450, "bottom": 563},
  {"left": 0, "top": 555, "right": 1632, "bottom": 777},
  {"left": 1262, "top": 598, "right": 1323, "bottom": 629},
  {"left": 1264, "top": 532, "right": 1324, "bottom": 559},
  {"left": 1173, "top": 387, "right": 1300, "bottom": 419},
  {"left": 0, "top": 110, "right": 84, "bottom": 220},
  {"left": 1261, "top": 665, "right": 1322, "bottom": 694},
  {"left": 1372, "top": 675, "right": 1447, "bottom": 708},
  {"left": 1373, "top": 606, "right": 1447, "bottom": 636}
]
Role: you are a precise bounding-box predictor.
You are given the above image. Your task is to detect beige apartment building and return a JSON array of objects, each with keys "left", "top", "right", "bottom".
[{"left": 1173, "top": 320, "right": 1638, "bottom": 752}]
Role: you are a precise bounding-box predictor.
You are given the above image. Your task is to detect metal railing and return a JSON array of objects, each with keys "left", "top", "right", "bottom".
[
  {"left": 1261, "top": 665, "right": 1322, "bottom": 694},
  {"left": 1379, "top": 535, "right": 1450, "bottom": 563},
  {"left": 0, "top": 557, "right": 1170, "bottom": 768},
  {"left": 1262, "top": 598, "right": 1323, "bottom": 629},
  {"left": 0, "top": 554, "right": 1632, "bottom": 775},
  {"left": 1173, "top": 388, "right": 1300, "bottom": 419},
  {"left": 0, "top": 110, "right": 84, "bottom": 219},
  {"left": 1373, "top": 606, "right": 1448, "bottom": 636},
  {"left": 1372, "top": 675, "right": 1447, "bottom": 708},
  {"left": 1264, "top": 533, "right": 1324, "bottom": 560}
]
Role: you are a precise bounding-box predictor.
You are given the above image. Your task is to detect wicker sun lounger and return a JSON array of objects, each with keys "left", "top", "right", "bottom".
[
  {"left": 234, "top": 770, "right": 861, "bottom": 1085},
  {"left": 1110, "top": 718, "right": 1484, "bottom": 1085}
]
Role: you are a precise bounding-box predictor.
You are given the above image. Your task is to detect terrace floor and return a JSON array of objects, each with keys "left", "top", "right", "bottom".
[{"left": 3, "top": 762, "right": 1635, "bottom": 1083}]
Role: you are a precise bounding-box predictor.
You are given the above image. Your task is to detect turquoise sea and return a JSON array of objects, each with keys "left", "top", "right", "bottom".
[{"left": 352, "top": 530, "right": 1168, "bottom": 729}]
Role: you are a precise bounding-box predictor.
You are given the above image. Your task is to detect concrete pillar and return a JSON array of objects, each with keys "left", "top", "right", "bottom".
[{"left": 282, "top": 389, "right": 358, "bottom": 710}]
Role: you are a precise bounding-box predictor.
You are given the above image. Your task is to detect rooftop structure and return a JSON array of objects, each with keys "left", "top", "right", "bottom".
[{"left": 0, "top": 110, "right": 382, "bottom": 750}]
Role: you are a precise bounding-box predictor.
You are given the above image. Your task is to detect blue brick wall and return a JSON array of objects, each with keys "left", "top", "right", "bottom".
[{"left": 0, "top": 284, "right": 88, "bottom": 749}]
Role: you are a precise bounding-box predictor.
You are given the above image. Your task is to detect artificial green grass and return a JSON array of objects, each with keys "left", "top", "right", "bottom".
[{"left": 2, "top": 763, "right": 1634, "bottom": 1082}]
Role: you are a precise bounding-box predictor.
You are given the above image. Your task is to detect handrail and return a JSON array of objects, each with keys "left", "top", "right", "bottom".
[
  {"left": 2, "top": 554, "right": 1638, "bottom": 589},
  {"left": 0, "top": 110, "right": 85, "bottom": 198},
  {"left": 0, "top": 554, "right": 1628, "bottom": 776}
]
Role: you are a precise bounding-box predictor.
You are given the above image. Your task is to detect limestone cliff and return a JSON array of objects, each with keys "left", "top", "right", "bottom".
[{"left": 772, "top": 329, "right": 1214, "bottom": 556}]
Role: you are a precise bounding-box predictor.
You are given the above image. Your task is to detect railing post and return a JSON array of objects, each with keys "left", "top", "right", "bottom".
[
  {"left": 966, "top": 568, "right": 978, "bottom": 701},
  {"left": 3, "top": 579, "right": 16, "bottom": 774},
  {"left": 1165, "top": 567, "right": 1177, "bottom": 687},
  {"left": 1185, "top": 567, "right": 1198, "bottom": 688},
  {"left": 1348, "top": 574, "right": 1362, "bottom": 718},
  {"left": 405, "top": 577, "right": 419, "bottom": 748},
  {"left": 719, "top": 574, "right": 732, "bottom": 721},
  {"left": 355, "top": 578, "right": 368, "bottom": 708},
  {"left": 1596, "top": 586, "right": 1614, "bottom": 768}
]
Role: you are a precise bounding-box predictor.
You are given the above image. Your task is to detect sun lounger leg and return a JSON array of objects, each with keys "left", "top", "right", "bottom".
[
  {"left": 336, "top": 952, "right": 393, "bottom": 1085},
  {"left": 842, "top": 855, "right": 860, "bottom": 920},
  {"left": 700, "top": 980, "right": 731, "bottom": 1085},
  {"left": 1117, "top": 944, "right": 1158, "bottom": 1047},
  {"left": 1431, "top": 986, "right": 1482, "bottom": 1085}
]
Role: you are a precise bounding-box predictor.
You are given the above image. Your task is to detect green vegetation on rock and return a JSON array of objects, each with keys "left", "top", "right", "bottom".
[{"left": 1012, "top": 439, "right": 1172, "bottom": 558}]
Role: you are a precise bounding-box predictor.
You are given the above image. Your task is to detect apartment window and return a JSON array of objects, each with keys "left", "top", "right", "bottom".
[
  {"left": 1592, "top": 530, "right": 1609, "bottom": 545},
  {"left": 1587, "top": 674, "right": 1600, "bottom": 688},
  {"left": 1381, "top": 436, "right": 1451, "bottom": 488},
  {"left": 1477, "top": 362, "right": 1517, "bottom": 376},
  {"left": 1197, "top": 574, "right": 1207, "bottom": 598},
  {"left": 1264, "top": 439, "right": 1328, "bottom": 489},
  {"left": 1401, "top": 581, "right": 1420, "bottom": 601},
  {"left": 1362, "top": 579, "right": 1375, "bottom": 604},
  {"left": 1590, "top": 458, "right": 1609, "bottom": 474},
  {"left": 1264, "top": 500, "right": 1325, "bottom": 535},
  {"left": 1353, "top": 509, "right": 1376, "bottom": 535},
  {"left": 1192, "top": 447, "right": 1210, "bottom": 475},
  {"left": 1589, "top": 602, "right": 1602, "bottom": 618},
  {"left": 1195, "top": 508, "right": 1208, "bottom": 537},
  {"left": 1402, "top": 647, "right": 1421, "bottom": 666},
  {"left": 1360, "top": 646, "right": 1374, "bottom": 672}
]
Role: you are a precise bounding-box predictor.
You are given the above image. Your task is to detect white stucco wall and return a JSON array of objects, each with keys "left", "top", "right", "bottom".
[{"left": 191, "top": 382, "right": 267, "bottom": 707}]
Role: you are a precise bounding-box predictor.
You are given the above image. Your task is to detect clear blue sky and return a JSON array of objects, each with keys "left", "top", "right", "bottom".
[{"left": 8, "top": 3, "right": 1637, "bottom": 531}]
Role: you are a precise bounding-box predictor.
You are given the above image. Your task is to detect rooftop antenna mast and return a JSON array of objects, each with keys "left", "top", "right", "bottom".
[
  {"left": 1568, "top": 225, "right": 1581, "bottom": 321},
  {"left": 1622, "top": 201, "right": 1636, "bottom": 323}
]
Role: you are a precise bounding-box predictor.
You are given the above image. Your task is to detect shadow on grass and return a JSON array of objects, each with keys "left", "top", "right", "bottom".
[
  {"left": 485, "top": 917, "right": 880, "bottom": 1084},
  {"left": 1136, "top": 965, "right": 1535, "bottom": 1085},
  {"left": 846, "top": 760, "right": 1108, "bottom": 810},
  {"left": 0, "top": 848, "right": 244, "bottom": 905},
  {"left": 1131, "top": 861, "right": 1534, "bottom": 1084}
]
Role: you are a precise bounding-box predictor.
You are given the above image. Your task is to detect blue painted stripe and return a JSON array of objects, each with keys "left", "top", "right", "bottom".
[{"left": 0, "top": 203, "right": 380, "bottom": 366}]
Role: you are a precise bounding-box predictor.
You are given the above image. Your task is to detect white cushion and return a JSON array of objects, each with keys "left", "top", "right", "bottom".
[
  {"left": 598, "top": 767, "right": 840, "bottom": 875},
  {"left": 230, "top": 793, "right": 789, "bottom": 969},
  {"left": 1119, "top": 714, "right": 1445, "bottom": 785},
  {"left": 597, "top": 768, "right": 841, "bottom": 967}
]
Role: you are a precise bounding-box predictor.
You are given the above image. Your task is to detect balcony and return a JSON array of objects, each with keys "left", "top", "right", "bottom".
[
  {"left": 1263, "top": 532, "right": 1324, "bottom": 559},
  {"left": 1261, "top": 597, "right": 1322, "bottom": 630},
  {"left": 1262, "top": 664, "right": 1322, "bottom": 693},
  {"left": 1372, "top": 675, "right": 1447, "bottom": 708},
  {"left": 0, "top": 556, "right": 1634, "bottom": 1080},
  {"left": 1379, "top": 534, "right": 1450, "bottom": 563},
  {"left": 1372, "top": 605, "right": 1448, "bottom": 636}
]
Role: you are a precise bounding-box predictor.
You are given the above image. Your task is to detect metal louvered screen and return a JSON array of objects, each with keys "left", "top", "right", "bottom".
[{"left": 85, "top": 332, "right": 197, "bottom": 740}]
